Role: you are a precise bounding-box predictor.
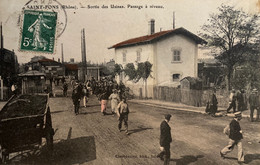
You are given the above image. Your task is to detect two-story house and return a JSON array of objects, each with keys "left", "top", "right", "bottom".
[{"left": 109, "top": 20, "right": 206, "bottom": 98}]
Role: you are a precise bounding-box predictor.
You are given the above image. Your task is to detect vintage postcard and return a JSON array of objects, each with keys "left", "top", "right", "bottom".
[{"left": 0, "top": 0, "right": 260, "bottom": 165}]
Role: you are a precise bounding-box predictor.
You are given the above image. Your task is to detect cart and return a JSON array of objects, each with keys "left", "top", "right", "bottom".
[{"left": 0, "top": 94, "right": 54, "bottom": 163}]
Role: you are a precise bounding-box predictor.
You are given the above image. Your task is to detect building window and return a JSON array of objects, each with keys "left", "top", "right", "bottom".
[
  {"left": 173, "top": 50, "right": 181, "bottom": 61},
  {"left": 123, "top": 52, "right": 126, "bottom": 63},
  {"left": 171, "top": 48, "right": 182, "bottom": 62},
  {"left": 136, "top": 48, "right": 142, "bottom": 62},
  {"left": 136, "top": 51, "right": 141, "bottom": 62},
  {"left": 172, "top": 74, "right": 180, "bottom": 81}
]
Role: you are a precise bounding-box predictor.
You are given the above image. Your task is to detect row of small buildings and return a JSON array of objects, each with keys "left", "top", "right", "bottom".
[
  {"left": 22, "top": 56, "right": 111, "bottom": 81},
  {"left": 18, "top": 56, "right": 106, "bottom": 94}
]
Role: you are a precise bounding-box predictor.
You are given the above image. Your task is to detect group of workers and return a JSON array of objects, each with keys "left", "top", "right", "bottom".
[
  {"left": 69, "top": 77, "right": 130, "bottom": 135},
  {"left": 206, "top": 88, "right": 260, "bottom": 121},
  {"left": 64, "top": 77, "right": 259, "bottom": 165}
]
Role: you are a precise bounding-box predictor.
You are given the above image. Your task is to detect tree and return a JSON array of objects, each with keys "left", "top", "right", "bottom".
[
  {"left": 121, "top": 61, "right": 153, "bottom": 98},
  {"left": 113, "top": 63, "right": 123, "bottom": 80},
  {"left": 232, "top": 65, "right": 260, "bottom": 90},
  {"left": 135, "top": 61, "right": 153, "bottom": 98},
  {"left": 232, "top": 48, "right": 260, "bottom": 90},
  {"left": 200, "top": 4, "right": 260, "bottom": 90},
  {"left": 124, "top": 63, "right": 136, "bottom": 81}
]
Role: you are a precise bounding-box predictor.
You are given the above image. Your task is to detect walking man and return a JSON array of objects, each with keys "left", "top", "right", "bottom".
[
  {"left": 248, "top": 89, "right": 259, "bottom": 122},
  {"left": 157, "top": 114, "right": 172, "bottom": 165},
  {"left": 220, "top": 111, "right": 244, "bottom": 164},
  {"left": 117, "top": 97, "right": 129, "bottom": 135},
  {"left": 63, "top": 82, "right": 68, "bottom": 97},
  {"left": 236, "top": 89, "right": 244, "bottom": 112},
  {"left": 72, "top": 88, "right": 81, "bottom": 115},
  {"left": 227, "top": 89, "right": 237, "bottom": 113},
  {"left": 241, "top": 89, "right": 248, "bottom": 110},
  {"left": 209, "top": 88, "right": 218, "bottom": 117}
]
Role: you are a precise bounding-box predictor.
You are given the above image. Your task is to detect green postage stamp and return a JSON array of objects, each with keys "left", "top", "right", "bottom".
[{"left": 20, "top": 10, "right": 57, "bottom": 53}]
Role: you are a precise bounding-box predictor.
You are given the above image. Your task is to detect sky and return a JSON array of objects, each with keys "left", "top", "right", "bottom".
[{"left": 0, "top": 0, "right": 259, "bottom": 64}]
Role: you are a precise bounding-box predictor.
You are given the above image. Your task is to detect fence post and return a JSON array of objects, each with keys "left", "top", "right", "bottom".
[
  {"left": 153, "top": 86, "right": 156, "bottom": 99},
  {"left": 139, "top": 88, "right": 142, "bottom": 99}
]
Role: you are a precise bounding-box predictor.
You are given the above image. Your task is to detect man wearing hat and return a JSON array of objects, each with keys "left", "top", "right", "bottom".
[
  {"left": 72, "top": 87, "right": 81, "bottom": 115},
  {"left": 249, "top": 89, "right": 259, "bottom": 122},
  {"left": 157, "top": 114, "right": 172, "bottom": 165},
  {"left": 220, "top": 111, "right": 244, "bottom": 163}
]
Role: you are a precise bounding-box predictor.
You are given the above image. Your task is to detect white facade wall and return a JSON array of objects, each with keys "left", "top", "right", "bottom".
[
  {"left": 114, "top": 34, "right": 199, "bottom": 98},
  {"left": 115, "top": 45, "right": 154, "bottom": 65},
  {"left": 114, "top": 44, "right": 155, "bottom": 98},
  {"left": 156, "top": 34, "right": 198, "bottom": 87}
]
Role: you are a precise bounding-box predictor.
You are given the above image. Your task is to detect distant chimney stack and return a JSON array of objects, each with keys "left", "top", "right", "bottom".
[
  {"left": 1, "top": 22, "right": 3, "bottom": 49},
  {"left": 148, "top": 19, "right": 155, "bottom": 35},
  {"left": 61, "top": 43, "right": 64, "bottom": 64},
  {"left": 173, "top": 12, "right": 175, "bottom": 29}
]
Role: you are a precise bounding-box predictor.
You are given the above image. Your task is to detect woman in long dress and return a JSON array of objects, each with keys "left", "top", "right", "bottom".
[
  {"left": 99, "top": 90, "right": 109, "bottom": 115},
  {"left": 82, "top": 86, "right": 88, "bottom": 107},
  {"left": 109, "top": 89, "right": 120, "bottom": 115}
]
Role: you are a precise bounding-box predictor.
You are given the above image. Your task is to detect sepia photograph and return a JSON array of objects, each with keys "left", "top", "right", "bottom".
[{"left": 0, "top": 0, "right": 260, "bottom": 164}]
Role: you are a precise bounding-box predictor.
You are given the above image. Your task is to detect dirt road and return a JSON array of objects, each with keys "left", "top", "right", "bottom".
[{"left": 5, "top": 94, "right": 260, "bottom": 165}]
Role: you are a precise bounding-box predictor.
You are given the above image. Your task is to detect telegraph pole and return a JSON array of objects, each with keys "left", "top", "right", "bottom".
[
  {"left": 0, "top": 23, "right": 4, "bottom": 100},
  {"left": 61, "top": 43, "right": 64, "bottom": 64},
  {"left": 81, "top": 28, "right": 87, "bottom": 82}
]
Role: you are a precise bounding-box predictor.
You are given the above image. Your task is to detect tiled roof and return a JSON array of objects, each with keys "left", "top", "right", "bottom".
[
  {"left": 65, "top": 64, "right": 78, "bottom": 70},
  {"left": 38, "top": 58, "right": 54, "bottom": 62},
  {"left": 37, "top": 58, "right": 62, "bottom": 66},
  {"left": 109, "top": 27, "right": 206, "bottom": 49},
  {"left": 180, "top": 76, "right": 202, "bottom": 84}
]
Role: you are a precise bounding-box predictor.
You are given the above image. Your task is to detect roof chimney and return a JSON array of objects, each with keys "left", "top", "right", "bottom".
[
  {"left": 173, "top": 12, "right": 175, "bottom": 29},
  {"left": 148, "top": 19, "right": 155, "bottom": 35}
]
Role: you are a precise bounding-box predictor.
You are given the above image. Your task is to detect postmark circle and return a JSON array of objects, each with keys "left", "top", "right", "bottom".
[{"left": 22, "top": 0, "right": 67, "bottom": 38}]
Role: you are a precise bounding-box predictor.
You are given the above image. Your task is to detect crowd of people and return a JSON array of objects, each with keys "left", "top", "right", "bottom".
[
  {"left": 226, "top": 89, "right": 248, "bottom": 113},
  {"left": 67, "top": 77, "right": 130, "bottom": 134},
  {"left": 60, "top": 78, "right": 259, "bottom": 164}
]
